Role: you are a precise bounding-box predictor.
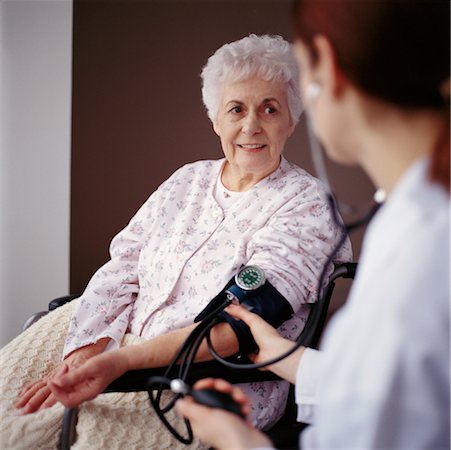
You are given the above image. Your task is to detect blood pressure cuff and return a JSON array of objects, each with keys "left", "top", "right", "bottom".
[{"left": 219, "top": 281, "right": 294, "bottom": 356}]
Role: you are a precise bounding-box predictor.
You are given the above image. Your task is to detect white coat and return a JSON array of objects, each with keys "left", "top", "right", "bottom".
[{"left": 297, "top": 158, "right": 450, "bottom": 449}]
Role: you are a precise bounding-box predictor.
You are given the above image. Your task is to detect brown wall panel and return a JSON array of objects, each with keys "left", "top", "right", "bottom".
[{"left": 71, "top": 0, "right": 374, "bottom": 314}]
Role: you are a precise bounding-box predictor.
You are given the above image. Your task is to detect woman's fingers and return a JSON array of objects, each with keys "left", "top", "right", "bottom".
[
  {"left": 20, "top": 385, "right": 51, "bottom": 414},
  {"left": 15, "top": 381, "right": 46, "bottom": 408},
  {"left": 16, "top": 357, "right": 100, "bottom": 412},
  {"left": 17, "top": 363, "right": 66, "bottom": 402},
  {"left": 40, "top": 393, "right": 57, "bottom": 410},
  {"left": 18, "top": 379, "right": 43, "bottom": 398},
  {"left": 18, "top": 383, "right": 34, "bottom": 398}
]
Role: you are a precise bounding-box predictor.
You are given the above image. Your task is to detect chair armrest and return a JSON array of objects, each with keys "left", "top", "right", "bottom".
[
  {"left": 104, "top": 360, "right": 281, "bottom": 393},
  {"left": 329, "top": 262, "right": 357, "bottom": 281},
  {"left": 22, "top": 311, "right": 49, "bottom": 331},
  {"left": 48, "top": 294, "right": 80, "bottom": 311}
]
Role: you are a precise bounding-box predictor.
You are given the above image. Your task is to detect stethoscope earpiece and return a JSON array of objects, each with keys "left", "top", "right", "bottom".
[{"left": 305, "top": 82, "right": 322, "bottom": 102}]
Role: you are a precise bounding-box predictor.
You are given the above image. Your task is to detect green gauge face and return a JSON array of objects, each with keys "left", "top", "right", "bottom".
[{"left": 235, "top": 266, "right": 266, "bottom": 291}]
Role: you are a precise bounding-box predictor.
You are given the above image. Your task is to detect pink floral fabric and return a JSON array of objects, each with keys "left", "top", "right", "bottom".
[{"left": 64, "top": 157, "right": 352, "bottom": 428}]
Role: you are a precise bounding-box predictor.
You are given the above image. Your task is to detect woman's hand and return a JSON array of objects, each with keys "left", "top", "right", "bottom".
[
  {"left": 15, "top": 338, "right": 110, "bottom": 414},
  {"left": 175, "top": 378, "right": 273, "bottom": 450},
  {"left": 48, "top": 349, "right": 129, "bottom": 408},
  {"left": 226, "top": 304, "right": 304, "bottom": 383}
]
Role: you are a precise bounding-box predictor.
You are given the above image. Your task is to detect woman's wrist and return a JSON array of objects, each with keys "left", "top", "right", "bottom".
[
  {"left": 115, "top": 346, "right": 134, "bottom": 375},
  {"left": 84, "top": 337, "right": 110, "bottom": 356},
  {"left": 63, "top": 337, "right": 111, "bottom": 362}
]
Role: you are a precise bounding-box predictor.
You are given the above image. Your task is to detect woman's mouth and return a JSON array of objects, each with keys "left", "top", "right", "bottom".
[{"left": 238, "top": 144, "right": 267, "bottom": 152}]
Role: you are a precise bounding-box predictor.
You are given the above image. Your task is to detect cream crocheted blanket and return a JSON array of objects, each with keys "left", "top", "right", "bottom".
[{"left": 0, "top": 302, "right": 205, "bottom": 450}]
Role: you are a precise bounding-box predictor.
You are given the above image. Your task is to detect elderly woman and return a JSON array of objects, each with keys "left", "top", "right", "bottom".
[
  {"left": 1, "top": 34, "right": 350, "bottom": 449},
  {"left": 172, "top": 1, "right": 450, "bottom": 449}
]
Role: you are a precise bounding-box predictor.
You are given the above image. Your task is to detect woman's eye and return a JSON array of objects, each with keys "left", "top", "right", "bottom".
[
  {"left": 264, "top": 106, "right": 277, "bottom": 114},
  {"left": 229, "top": 106, "right": 242, "bottom": 114}
]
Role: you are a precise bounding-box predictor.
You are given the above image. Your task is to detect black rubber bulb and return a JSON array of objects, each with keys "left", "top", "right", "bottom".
[{"left": 190, "top": 389, "right": 245, "bottom": 419}]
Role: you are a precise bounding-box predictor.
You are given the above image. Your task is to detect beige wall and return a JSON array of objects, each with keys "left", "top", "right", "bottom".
[
  {"left": 1, "top": 0, "right": 72, "bottom": 347},
  {"left": 71, "top": 0, "right": 374, "bottom": 315}
]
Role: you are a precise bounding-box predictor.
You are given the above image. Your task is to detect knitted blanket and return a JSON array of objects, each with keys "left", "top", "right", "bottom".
[{"left": 0, "top": 302, "right": 205, "bottom": 449}]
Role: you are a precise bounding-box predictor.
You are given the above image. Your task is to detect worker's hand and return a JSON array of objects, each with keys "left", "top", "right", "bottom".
[
  {"left": 48, "top": 349, "right": 128, "bottom": 408},
  {"left": 225, "top": 304, "right": 303, "bottom": 383},
  {"left": 225, "top": 304, "right": 289, "bottom": 363},
  {"left": 15, "top": 338, "right": 109, "bottom": 414},
  {"left": 175, "top": 378, "right": 273, "bottom": 450}
]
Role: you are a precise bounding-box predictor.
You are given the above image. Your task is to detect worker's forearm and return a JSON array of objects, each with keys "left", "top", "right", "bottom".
[{"left": 266, "top": 341, "right": 304, "bottom": 384}]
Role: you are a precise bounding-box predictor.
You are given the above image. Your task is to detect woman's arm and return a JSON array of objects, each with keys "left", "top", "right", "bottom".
[
  {"left": 16, "top": 191, "right": 158, "bottom": 414},
  {"left": 125, "top": 322, "right": 238, "bottom": 369},
  {"left": 63, "top": 166, "right": 185, "bottom": 358},
  {"left": 62, "top": 199, "right": 155, "bottom": 358},
  {"left": 17, "top": 169, "right": 186, "bottom": 414},
  {"left": 244, "top": 175, "right": 352, "bottom": 341},
  {"left": 50, "top": 303, "right": 308, "bottom": 410},
  {"left": 50, "top": 321, "right": 239, "bottom": 407},
  {"left": 16, "top": 196, "right": 153, "bottom": 414}
]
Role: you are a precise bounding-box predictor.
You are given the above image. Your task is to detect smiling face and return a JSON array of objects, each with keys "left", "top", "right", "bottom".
[{"left": 213, "top": 77, "right": 295, "bottom": 190}]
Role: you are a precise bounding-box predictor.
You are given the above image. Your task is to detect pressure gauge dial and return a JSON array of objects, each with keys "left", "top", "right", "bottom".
[{"left": 234, "top": 266, "right": 266, "bottom": 291}]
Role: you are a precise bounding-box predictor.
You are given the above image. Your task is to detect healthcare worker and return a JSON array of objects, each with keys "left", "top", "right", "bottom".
[{"left": 175, "top": 0, "right": 450, "bottom": 448}]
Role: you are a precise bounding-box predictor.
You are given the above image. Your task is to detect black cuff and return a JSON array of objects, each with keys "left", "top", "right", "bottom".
[{"left": 241, "top": 281, "right": 294, "bottom": 329}]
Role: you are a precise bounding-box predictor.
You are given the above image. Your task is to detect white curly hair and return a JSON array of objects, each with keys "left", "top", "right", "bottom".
[{"left": 201, "top": 34, "right": 303, "bottom": 124}]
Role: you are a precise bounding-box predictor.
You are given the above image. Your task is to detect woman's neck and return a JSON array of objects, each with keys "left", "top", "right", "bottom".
[
  {"left": 221, "top": 159, "right": 280, "bottom": 192},
  {"left": 354, "top": 99, "right": 444, "bottom": 194}
]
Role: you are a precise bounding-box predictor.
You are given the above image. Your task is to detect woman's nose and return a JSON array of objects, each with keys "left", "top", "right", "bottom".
[{"left": 241, "top": 112, "right": 262, "bottom": 135}]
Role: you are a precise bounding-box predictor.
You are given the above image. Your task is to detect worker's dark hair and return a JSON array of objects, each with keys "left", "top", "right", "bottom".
[{"left": 293, "top": 0, "right": 450, "bottom": 190}]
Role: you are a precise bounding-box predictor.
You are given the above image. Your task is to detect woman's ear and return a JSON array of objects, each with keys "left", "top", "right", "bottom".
[
  {"left": 313, "top": 35, "right": 347, "bottom": 98},
  {"left": 213, "top": 121, "right": 220, "bottom": 136}
]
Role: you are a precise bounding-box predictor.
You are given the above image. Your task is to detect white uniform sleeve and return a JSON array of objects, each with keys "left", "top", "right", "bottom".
[{"left": 295, "top": 348, "right": 323, "bottom": 424}]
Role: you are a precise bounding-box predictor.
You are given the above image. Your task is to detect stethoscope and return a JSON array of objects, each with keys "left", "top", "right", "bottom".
[
  {"left": 305, "top": 107, "right": 386, "bottom": 226},
  {"left": 147, "top": 104, "right": 386, "bottom": 444}
]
